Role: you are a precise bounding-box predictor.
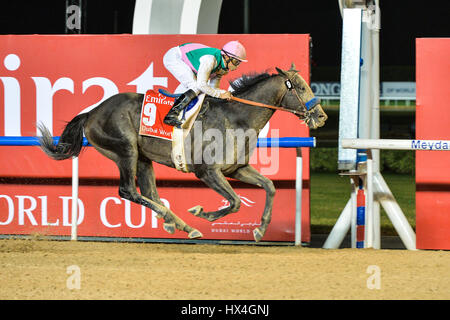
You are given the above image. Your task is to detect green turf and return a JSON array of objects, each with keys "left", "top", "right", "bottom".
[{"left": 310, "top": 172, "right": 415, "bottom": 235}]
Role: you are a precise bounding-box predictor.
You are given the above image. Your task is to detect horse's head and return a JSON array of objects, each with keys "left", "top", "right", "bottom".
[{"left": 276, "top": 64, "right": 327, "bottom": 129}]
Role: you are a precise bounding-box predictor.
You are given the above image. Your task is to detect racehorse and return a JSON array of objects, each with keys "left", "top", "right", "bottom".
[{"left": 38, "top": 64, "right": 327, "bottom": 242}]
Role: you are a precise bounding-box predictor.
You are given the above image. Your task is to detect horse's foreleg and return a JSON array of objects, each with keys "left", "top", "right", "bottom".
[
  {"left": 188, "top": 168, "right": 241, "bottom": 222},
  {"left": 228, "top": 165, "right": 275, "bottom": 242}
]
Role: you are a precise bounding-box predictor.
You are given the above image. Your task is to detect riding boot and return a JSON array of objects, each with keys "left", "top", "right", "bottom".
[{"left": 163, "top": 89, "right": 198, "bottom": 128}]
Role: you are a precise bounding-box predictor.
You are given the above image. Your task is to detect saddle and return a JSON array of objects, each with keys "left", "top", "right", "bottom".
[{"left": 138, "top": 89, "right": 205, "bottom": 173}]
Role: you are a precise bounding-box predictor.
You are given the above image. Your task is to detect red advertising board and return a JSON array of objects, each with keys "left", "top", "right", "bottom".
[
  {"left": 0, "top": 34, "right": 311, "bottom": 242},
  {"left": 416, "top": 38, "right": 450, "bottom": 250},
  {"left": 0, "top": 182, "right": 306, "bottom": 242}
]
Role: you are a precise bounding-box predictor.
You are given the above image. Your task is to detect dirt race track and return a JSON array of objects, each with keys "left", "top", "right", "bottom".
[{"left": 0, "top": 238, "right": 448, "bottom": 300}]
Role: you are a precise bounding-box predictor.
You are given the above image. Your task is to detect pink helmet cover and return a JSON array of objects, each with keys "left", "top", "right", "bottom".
[{"left": 222, "top": 40, "right": 248, "bottom": 62}]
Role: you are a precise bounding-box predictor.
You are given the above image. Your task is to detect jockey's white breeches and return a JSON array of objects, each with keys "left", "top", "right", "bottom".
[{"left": 163, "top": 46, "right": 200, "bottom": 95}]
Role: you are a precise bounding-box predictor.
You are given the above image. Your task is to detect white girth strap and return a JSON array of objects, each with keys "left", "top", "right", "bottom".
[{"left": 171, "top": 94, "right": 206, "bottom": 172}]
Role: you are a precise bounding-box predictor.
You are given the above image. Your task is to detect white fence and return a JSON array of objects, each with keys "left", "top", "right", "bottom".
[
  {"left": 342, "top": 139, "right": 450, "bottom": 151},
  {"left": 326, "top": 138, "right": 450, "bottom": 251}
]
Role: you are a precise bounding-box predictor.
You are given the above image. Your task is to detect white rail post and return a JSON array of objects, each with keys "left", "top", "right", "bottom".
[
  {"left": 337, "top": 8, "right": 362, "bottom": 171},
  {"left": 373, "top": 172, "right": 416, "bottom": 250},
  {"left": 295, "top": 147, "right": 303, "bottom": 246},
  {"left": 350, "top": 177, "right": 357, "bottom": 248},
  {"left": 71, "top": 156, "right": 79, "bottom": 241},
  {"left": 366, "top": 151, "right": 374, "bottom": 248},
  {"left": 322, "top": 198, "right": 352, "bottom": 249}
]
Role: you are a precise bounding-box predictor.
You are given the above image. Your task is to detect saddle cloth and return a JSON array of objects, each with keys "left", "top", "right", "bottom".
[
  {"left": 139, "top": 90, "right": 174, "bottom": 140},
  {"left": 139, "top": 89, "right": 205, "bottom": 172}
]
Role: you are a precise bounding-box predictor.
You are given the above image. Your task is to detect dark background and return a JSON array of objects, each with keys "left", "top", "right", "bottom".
[{"left": 0, "top": 0, "right": 448, "bottom": 81}]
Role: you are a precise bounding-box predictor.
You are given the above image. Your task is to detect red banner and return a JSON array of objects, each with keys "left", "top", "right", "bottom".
[
  {"left": 0, "top": 34, "right": 311, "bottom": 242},
  {"left": 0, "top": 182, "right": 308, "bottom": 242},
  {"left": 416, "top": 38, "right": 450, "bottom": 250}
]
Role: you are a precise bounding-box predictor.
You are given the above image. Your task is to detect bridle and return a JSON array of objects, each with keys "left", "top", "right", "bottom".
[
  {"left": 230, "top": 74, "right": 321, "bottom": 117},
  {"left": 282, "top": 77, "right": 321, "bottom": 113}
]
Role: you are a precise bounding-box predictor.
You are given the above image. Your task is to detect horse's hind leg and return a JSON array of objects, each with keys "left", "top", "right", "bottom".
[
  {"left": 136, "top": 159, "right": 162, "bottom": 204},
  {"left": 228, "top": 165, "right": 275, "bottom": 242},
  {"left": 89, "top": 138, "right": 202, "bottom": 239},
  {"left": 136, "top": 158, "right": 177, "bottom": 235},
  {"left": 117, "top": 155, "right": 202, "bottom": 239}
]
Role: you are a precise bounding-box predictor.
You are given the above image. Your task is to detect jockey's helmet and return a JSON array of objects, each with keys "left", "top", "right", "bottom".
[{"left": 222, "top": 41, "right": 248, "bottom": 62}]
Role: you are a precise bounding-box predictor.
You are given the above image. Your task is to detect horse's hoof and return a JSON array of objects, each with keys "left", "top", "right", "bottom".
[
  {"left": 188, "top": 205, "right": 203, "bottom": 216},
  {"left": 253, "top": 228, "right": 264, "bottom": 242},
  {"left": 163, "top": 223, "right": 176, "bottom": 234},
  {"left": 188, "top": 229, "right": 203, "bottom": 239}
]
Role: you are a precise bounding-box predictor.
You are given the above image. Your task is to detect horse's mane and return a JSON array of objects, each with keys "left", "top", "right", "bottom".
[{"left": 229, "top": 71, "right": 274, "bottom": 95}]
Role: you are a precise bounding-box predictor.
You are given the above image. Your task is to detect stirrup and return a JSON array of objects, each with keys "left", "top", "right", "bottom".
[
  {"left": 163, "top": 115, "right": 182, "bottom": 128},
  {"left": 163, "top": 89, "right": 197, "bottom": 127}
]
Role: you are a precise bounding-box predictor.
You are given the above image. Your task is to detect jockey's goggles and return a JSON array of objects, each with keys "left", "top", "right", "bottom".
[{"left": 222, "top": 51, "right": 242, "bottom": 67}]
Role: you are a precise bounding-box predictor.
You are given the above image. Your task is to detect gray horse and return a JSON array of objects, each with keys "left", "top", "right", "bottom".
[{"left": 38, "top": 64, "right": 327, "bottom": 242}]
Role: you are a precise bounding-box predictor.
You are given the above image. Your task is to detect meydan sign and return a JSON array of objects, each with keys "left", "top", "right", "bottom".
[{"left": 311, "top": 82, "right": 416, "bottom": 100}]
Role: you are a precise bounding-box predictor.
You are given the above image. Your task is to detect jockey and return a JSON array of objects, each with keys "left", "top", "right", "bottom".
[{"left": 162, "top": 40, "right": 247, "bottom": 127}]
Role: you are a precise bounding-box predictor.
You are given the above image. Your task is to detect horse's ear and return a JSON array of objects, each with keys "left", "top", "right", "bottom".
[
  {"left": 276, "top": 67, "right": 288, "bottom": 77},
  {"left": 289, "top": 62, "right": 299, "bottom": 72}
]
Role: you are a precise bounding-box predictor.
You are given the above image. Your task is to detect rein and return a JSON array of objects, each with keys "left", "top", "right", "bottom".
[
  {"left": 159, "top": 74, "right": 321, "bottom": 118},
  {"left": 230, "top": 96, "right": 305, "bottom": 116},
  {"left": 230, "top": 76, "right": 320, "bottom": 117}
]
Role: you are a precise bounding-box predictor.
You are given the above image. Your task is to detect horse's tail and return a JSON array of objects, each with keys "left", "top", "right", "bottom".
[{"left": 38, "top": 113, "right": 89, "bottom": 160}]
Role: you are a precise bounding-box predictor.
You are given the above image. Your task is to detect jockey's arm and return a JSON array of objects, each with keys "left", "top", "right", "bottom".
[
  {"left": 196, "top": 55, "right": 226, "bottom": 98},
  {"left": 208, "top": 75, "right": 222, "bottom": 89}
]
